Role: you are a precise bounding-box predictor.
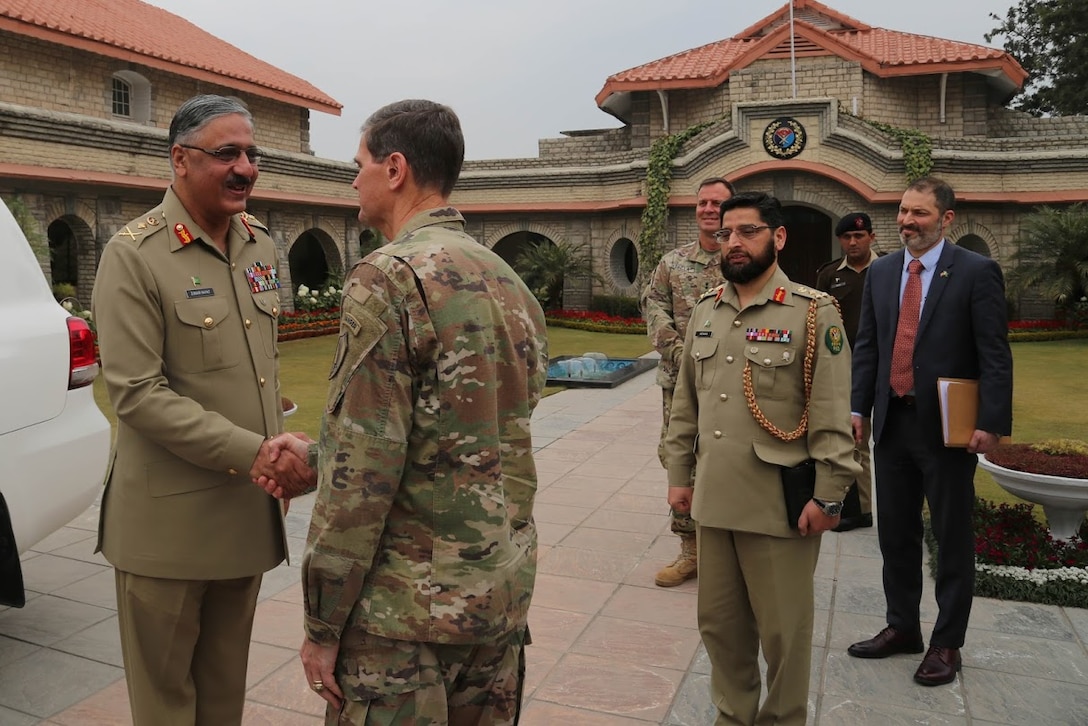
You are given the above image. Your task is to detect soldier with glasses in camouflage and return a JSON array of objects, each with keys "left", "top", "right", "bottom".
[
  {"left": 260, "top": 99, "right": 548, "bottom": 725},
  {"left": 641, "top": 176, "right": 735, "bottom": 586}
]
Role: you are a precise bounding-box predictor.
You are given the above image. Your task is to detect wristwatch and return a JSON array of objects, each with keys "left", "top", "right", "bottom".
[{"left": 812, "top": 498, "right": 843, "bottom": 517}]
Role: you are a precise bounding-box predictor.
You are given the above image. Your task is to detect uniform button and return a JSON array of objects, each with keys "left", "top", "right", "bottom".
[
  {"left": 763, "top": 358, "right": 772, "bottom": 365},
  {"left": 272, "top": 306, "right": 279, "bottom": 315},
  {"left": 750, "top": 346, "right": 758, "bottom": 353},
  {"left": 719, "top": 393, "right": 728, "bottom": 401},
  {"left": 695, "top": 352, "right": 701, "bottom": 359},
  {"left": 203, "top": 316, "right": 214, "bottom": 328},
  {"left": 726, "top": 355, "right": 734, "bottom": 363},
  {"left": 245, "top": 319, "right": 252, "bottom": 328},
  {"left": 227, "top": 468, "right": 238, "bottom": 475},
  {"left": 713, "top": 430, "right": 723, "bottom": 438},
  {"left": 231, "top": 262, "right": 237, "bottom": 270},
  {"left": 733, "top": 320, "right": 742, "bottom": 327},
  {"left": 259, "top": 377, "right": 266, "bottom": 386}
]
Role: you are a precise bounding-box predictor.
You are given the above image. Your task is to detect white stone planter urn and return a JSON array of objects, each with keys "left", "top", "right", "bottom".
[{"left": 978, "top": 454, "right": 1088, "bottom": 542}]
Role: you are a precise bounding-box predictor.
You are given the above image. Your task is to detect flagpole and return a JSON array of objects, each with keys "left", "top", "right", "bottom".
[{"left": 790, "top": 0, "right": 797, "bottom": 98}]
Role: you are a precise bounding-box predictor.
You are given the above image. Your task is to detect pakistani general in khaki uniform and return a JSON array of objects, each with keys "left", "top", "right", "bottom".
[{"left": 94, "top": 187, "right": 287, "bottom": 723}]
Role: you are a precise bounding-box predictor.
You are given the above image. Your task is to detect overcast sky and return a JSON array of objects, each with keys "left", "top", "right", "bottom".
[{"left": 144, "top": 0, "right": 1017, "bottom": 162}]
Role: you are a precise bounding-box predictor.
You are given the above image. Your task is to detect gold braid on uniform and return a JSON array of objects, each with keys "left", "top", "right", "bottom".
[{"left": 742, "top": 299, "right": 818, "bottom": 442}]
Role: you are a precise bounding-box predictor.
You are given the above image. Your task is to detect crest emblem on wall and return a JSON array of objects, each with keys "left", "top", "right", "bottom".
[{"left": 762, "top": 117, "right": 807, "bottom": 159}]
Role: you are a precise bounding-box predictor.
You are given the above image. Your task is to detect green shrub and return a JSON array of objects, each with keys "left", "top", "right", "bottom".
[
  {"left": 52, "top": 283, "right": 77, "bottom": 302},
  {"left": 590, "top": 295, "right": 642, "bottom": 319}
]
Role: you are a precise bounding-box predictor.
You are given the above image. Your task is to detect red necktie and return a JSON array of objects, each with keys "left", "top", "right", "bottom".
[{"left": 890, "top": 259, "right": 924, "bottom": 397}]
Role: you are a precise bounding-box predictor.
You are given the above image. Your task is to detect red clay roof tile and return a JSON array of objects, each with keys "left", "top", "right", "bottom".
[
  {"left": 0, "top": 0, "right": 341, "bottom": 114},
  {"left": 596, "top": 0, "right": 1026, "bottom": 107}
]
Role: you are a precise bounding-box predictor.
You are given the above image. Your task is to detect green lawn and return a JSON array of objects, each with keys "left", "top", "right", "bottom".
[{"left": 92, "top": 333, "right": 1086, "bottom": 508}]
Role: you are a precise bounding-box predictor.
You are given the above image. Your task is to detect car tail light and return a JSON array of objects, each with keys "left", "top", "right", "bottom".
[{"left": 67, "top": 316, "right": 99, "bottom": 389}]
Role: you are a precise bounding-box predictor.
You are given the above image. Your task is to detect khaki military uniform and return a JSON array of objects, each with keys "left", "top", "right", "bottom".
[
  {"left": 641, "top": 242, "right": 724, "bottom": 537},
  {"left": 815, "top": 249, "right": 880, "bottom": 517},
  {"left": 303, "top": 208, "right": 547, "bottom": 724},
  {"left": 93, "top": 187, "right": 287, "bottom": 725},
  {"left": 663, "top": 267, "right": 859, "bottom": 726}
]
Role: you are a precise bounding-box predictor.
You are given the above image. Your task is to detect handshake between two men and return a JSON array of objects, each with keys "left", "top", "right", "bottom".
[{"left": 250, "top": 432, "right": 318, "bottom": 501}]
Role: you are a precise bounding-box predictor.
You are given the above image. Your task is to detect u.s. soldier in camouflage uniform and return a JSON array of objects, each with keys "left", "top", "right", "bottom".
[
  {"left": 267, "top": 100, "right": 548, "bottom": 725},
  {"left": 640, "top": 177, "right": 734, "bottom": 587}
]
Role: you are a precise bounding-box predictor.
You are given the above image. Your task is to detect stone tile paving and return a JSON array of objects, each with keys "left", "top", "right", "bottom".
[{"left": 0, "top": 365, "right": 1085, "bottom": 724}]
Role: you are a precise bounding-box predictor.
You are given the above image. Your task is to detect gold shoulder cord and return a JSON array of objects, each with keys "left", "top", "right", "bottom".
[{"left": 743, "top": 299, "right": 818, "bottom": 442}]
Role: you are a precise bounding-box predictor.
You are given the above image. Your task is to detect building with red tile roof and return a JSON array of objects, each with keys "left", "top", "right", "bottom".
[{"left": 1, "top": 0, "right": 1085, "bottom": 320}]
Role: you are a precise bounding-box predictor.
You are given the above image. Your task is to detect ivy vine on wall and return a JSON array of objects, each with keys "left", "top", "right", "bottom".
[
  {"left": 862, "top": 119, "right": 933, "bottom": 182},
  {"left": 636, "top": 120, "right": 714, "bottom": 286}
]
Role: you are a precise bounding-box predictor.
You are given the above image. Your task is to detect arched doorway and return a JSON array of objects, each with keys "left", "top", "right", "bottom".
[
  {"left": 779, "top": 206, "right": 834, "bottom": 288},
  {"left": 46, "top": 214, "right": 95, "bottom": 304},
  {"left": 491, "top": 230, "right": 550, "bottom": 269},
  {"left": 956, "top": 234, "right": 991, "bottom": 258},
  {"left": 288, "top": 229, "right": 343, "bottom": 292}
]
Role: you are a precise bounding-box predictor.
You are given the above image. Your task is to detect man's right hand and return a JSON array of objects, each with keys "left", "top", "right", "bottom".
[
  {"left": 668, "top": 486, "right": 693, "bottom": 514},
  {"left": 851, "top": 414, "right": 865, "bottom": 446},
  {"left": 251, "top": 433, "right": 316, "bottom": 498}
]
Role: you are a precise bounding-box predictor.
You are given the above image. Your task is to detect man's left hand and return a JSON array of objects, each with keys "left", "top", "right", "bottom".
[
  {"left": 301, "top": 639, "right": 343, "bottom": 709},
  {"left": 797, "top": 499, "right": 839, "bottom": 536}
]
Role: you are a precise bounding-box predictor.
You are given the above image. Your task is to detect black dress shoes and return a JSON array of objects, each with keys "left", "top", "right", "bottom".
[
  {"left": 832, "top": 512, "right": 873, "bottom": 532},
  {"left": 913, "top": 645, "right": 961, "bottom": 686},
  {"left": 847, "top": 627, "right": 925, "bottom": 658}
]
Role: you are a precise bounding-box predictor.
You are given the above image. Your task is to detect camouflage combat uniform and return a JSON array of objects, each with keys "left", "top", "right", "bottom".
[
  {"left": 303, "top": 208, "right": 548, "bottom": 725},
  {"left": 641, "top": 241, "right": 724, "bottom": 537}
]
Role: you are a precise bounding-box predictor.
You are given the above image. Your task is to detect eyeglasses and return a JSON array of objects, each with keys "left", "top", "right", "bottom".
[
  {"left": 712, "top": 225, "right": 775, "bottom": 241},
  {"left": 179, "top": 145, "right": 264, "bottom": 165}
]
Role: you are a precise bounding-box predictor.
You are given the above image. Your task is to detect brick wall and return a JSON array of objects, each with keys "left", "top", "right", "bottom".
[
  {"left": 0, "top": 30, "right": 311, "bottom": 153},
  {"left": 731, "top": 56, "right": 863, "bottom": 108}
]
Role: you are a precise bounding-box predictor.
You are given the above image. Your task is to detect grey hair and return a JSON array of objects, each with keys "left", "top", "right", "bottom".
[{"left": 169, "top": 95, "right": 253, "bottom": 147}]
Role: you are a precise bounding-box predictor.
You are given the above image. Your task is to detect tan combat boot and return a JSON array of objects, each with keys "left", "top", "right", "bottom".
[{"left": 654, "top": 534, "right": 697, "bottom": 587}]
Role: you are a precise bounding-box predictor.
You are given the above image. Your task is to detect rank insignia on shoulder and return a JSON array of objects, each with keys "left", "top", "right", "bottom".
[
  {"left": 772, "top": 287, "right": 787, "bottom": 303},
  {"left": 825, "top": 325, "right": 844, "bottom": 354},
  {"left": 699, "top": 285, "right": 724, "bottom": 302},
  {"left": 174, "top": 223, "right": 193, "bottom": 245}
]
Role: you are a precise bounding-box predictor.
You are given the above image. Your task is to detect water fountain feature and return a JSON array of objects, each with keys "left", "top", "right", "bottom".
[{"left": 546, "top": 352, "right": 657, "bottom": 388}]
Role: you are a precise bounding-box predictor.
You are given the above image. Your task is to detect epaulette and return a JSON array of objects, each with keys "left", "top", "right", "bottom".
[
  {"left": 240, "top": 211, "right": 268, "bottom": 231},
  {"left": 791, "top": 284, "right": 829, "bottom": 301},
  {"left": 113, "top": 211, "right": 166, "bottom": 246},
  {"left": 699, "top": 284, "right": 725, "bottom": 302},
  {"left": 816, "top": 256, "right": 843, "bottom": 273}
]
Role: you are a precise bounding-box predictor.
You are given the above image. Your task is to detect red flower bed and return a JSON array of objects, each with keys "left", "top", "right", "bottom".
[
  {"left": 277, "top": 307, "right": 340, "bottom": 342},
  {"left": 973, "top": 498, "right": 1087, "bottom": 569},
  {"left": 546, "top": 309, "right": 645, "bottom": 326},
  {"left": 1008, "top": 319, "right": 1065, "bottom": 330}
]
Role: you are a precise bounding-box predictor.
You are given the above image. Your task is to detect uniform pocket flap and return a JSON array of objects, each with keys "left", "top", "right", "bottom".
[
  {"left": 689, "top": 337, "right": 719, "bottom": 361},
  {"left": 743, "top": 345, "right": 797, "bottom": 368},
  {"left": 752, "top": 439, "right": 808, "bottom": 468},
  {"left": 174, "top": 298, "right": 232, "bottom": 330}
]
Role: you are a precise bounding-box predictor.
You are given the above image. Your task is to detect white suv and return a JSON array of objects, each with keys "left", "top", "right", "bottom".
[{"left": 0, "top": 197, "right": 110, "bottom": 607}]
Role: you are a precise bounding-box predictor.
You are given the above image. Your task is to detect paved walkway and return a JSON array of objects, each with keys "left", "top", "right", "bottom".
[{"left": 2, "top": 367, "right": 1087, "bottom": 724}]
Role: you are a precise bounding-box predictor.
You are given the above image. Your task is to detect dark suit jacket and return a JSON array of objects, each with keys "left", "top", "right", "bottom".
[{"left": 851, "top": 243, "right": 1013, "bottom": 444}]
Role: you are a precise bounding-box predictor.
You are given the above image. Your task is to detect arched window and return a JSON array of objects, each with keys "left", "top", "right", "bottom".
[{"left": 110, "top": 71, "right": 151, "bottom": 124}]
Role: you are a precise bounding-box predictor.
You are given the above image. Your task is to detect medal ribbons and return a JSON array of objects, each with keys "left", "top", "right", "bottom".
[
  {"left": 245, "top": 262, "right": 281, "bottom": 293},
  {"left": 746, "top": 328, "right": 792, "bottom": 343}
]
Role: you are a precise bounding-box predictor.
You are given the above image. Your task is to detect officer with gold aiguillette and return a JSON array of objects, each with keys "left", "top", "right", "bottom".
[{"left": 663, "top": 192, "right": 860, "bottom": 726}]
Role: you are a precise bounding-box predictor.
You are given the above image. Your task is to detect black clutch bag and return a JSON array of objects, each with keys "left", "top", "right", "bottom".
[{"left": 780, "top": 459, "right": 816, "bottom": 529}]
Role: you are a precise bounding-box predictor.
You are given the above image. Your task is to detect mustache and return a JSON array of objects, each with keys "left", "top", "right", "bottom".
[{"left": 227, "top": 173, "right": 254, "bottom": 186}]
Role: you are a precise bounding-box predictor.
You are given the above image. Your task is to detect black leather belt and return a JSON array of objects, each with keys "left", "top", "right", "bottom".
[{"left": 890, "top": 394, "right": 916, "bottom": 407}]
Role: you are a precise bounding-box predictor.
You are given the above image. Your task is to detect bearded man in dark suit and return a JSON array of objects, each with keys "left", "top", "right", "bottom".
[{"left": 847, "top": 176, "right": 1013, "bottom": 687}]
